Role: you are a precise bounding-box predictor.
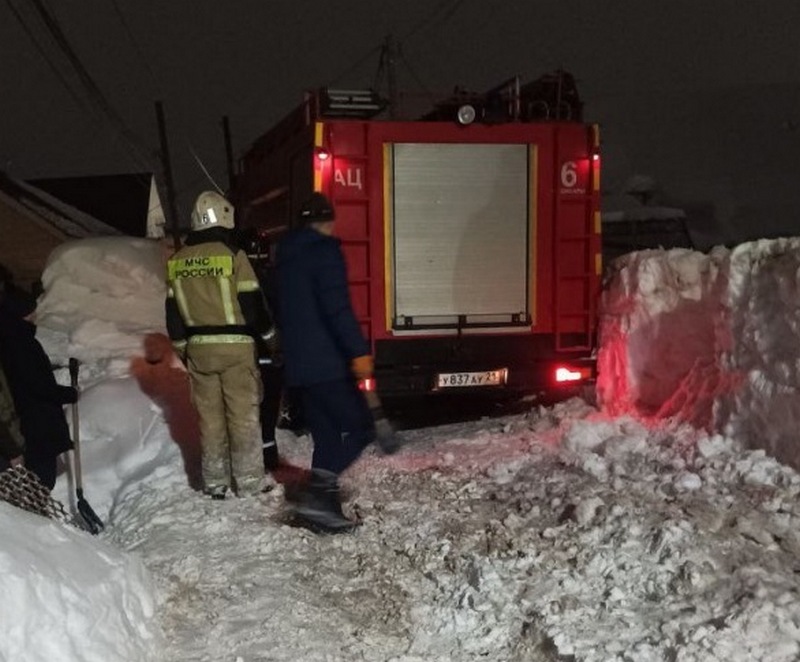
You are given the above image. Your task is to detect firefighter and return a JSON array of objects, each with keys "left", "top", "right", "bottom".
[
  {"left": 276, "top": 192, "right": 376, "bottom": 532},
  {"left": 166, "top": 191, "right": 277, "bottom": 499}
]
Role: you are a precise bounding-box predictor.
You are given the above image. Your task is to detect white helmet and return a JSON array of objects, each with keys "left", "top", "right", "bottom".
[{"left": 191, "top": 191, "right": 234, "bottom": 231}]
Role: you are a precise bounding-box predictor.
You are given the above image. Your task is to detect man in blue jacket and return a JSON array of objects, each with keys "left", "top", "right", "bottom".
[{"left": 276, "top": 193, "right": 375, "bottom": 532}]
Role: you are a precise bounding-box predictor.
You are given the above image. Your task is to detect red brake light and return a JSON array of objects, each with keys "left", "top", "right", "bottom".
[
  {"left": 358, "top": 377, "right": 376, "bottom": 392},
  {"left": 555, "top": 367, "right": 581, "bottom": 383},
  {"left": 554, "top": 366, "right": 591, "bottom": 383}
]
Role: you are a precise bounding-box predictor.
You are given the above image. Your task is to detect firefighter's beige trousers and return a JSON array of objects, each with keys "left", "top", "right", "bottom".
[{"left": 185, "top": 341, "right": 264, "bottom": 495}]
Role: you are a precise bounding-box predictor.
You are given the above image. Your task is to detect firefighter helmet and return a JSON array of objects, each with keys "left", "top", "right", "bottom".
[
  {"left": 191, "top": 191, "right": 234, "bottom": 231},
  {"left": 298, "top": 192, "right": 335, "bottom": 223}
]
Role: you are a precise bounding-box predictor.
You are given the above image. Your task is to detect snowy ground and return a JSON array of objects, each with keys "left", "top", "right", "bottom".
[
  {"left": 4, "top": 236, "right": 800, "bottom": 661},
  {"left": 102, "top": 396, "right": 800, "bottom": 662}
]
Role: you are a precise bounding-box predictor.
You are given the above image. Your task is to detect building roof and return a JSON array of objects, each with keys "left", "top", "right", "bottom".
[
  {"left": 1, "top": 171, "right": 120, "bottom": 238},
  {"left": 29, "top": 172, "right": 155, "bottom": 237}
]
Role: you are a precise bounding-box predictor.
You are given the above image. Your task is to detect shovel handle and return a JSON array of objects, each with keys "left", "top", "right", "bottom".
[
  {"left": 67, "top": 358, "right": 82, "bottom": 488},
  {"left": 68, "top": 358, "right": 79, "bottom": 387}
]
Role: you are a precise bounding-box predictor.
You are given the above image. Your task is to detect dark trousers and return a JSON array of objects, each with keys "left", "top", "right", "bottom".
[
  {"left": 259, "top": 363, "right": 283, "bottom": 442},
  {"left": 24, "top": 449, "right": 57, "bottom": 490},
  {"left": 301, "top": 379, "right": 375, "bottom": 476}
]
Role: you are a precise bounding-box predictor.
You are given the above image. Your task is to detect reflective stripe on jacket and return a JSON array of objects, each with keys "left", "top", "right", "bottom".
[{"left": 166, "top": 232, "right": 274, "bottom": 348}]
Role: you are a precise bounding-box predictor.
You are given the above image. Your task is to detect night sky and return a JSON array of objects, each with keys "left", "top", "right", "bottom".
[{"left": 2, "top": 1, "right": 800, "bottom": 244}]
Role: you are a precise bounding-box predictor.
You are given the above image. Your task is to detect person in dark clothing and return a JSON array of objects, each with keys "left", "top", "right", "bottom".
[
  {"left": 276, "top": 192, "right": 376, "bottom": 532},
  {"left": 0, "top": 360, "right": 25, "bottom": 473},
  {"left": 0, "top": 289, "right": 76, "bottom": 489},
  {"left": 0, "top": 267, "right": 25, "bottom": 473},
  {"left": 248, "top": 253, "right": 283, "bottom": 471},
  {"left": 256, "top": 336, "right": 282, "bottom": 470}
]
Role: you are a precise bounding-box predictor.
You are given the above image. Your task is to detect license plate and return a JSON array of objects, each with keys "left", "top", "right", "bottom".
[{"left": 436, "top": 369, "right": 508, "bottom": 389}]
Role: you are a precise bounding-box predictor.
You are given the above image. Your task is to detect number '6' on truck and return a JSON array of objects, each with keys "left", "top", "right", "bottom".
[{"left": 232, "top": 73, "right": 602, "bottom": 403}]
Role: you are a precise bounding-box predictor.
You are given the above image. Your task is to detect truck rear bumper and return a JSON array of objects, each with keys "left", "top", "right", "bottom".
[{"left": 373, "top": 335, "right": 595, "bottom": 398}]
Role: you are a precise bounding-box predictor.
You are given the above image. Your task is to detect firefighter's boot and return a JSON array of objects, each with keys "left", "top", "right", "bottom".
[
  {"left": 237, "top": 472, "right": 276, "bottom": 496},
  {"left": 203, "top": 484, "right": 228, "bottom": 500},
  {"left": 294, "top": 469, "right": 358, "bottom": 533}
]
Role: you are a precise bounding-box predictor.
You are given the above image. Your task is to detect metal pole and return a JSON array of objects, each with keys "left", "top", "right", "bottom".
[
  {"left": 222, "top": 115, "right": 235, "bottom": 194},
  {"left": 385, "top": 35, "right": 399, "bottom": 119},
  {"left": 155, "top": 100, "right": 181, "bottom": 251}
]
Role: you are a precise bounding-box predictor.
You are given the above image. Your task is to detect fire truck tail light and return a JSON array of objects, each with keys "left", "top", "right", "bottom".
[
  {"left": 358, "top": 377, "right": 376, "bottom": 392},
  {"left": 554, "top": 366, "right": 591, "bottom": 383},
  {"left": 316, "top": 148, "right": 330, "bottom": 162}
]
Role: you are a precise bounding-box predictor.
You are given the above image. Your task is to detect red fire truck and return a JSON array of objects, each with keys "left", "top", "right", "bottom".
[{"left": 233, "top": 73, "right": 601, "bottom": 401}]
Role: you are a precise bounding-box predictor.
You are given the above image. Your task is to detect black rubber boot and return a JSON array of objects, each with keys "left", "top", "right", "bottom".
[{"left": 293, "top": 469, "right": 358, "bottom": 533}]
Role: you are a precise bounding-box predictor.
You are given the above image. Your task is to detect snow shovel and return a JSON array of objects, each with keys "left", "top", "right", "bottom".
[
  {"left": 68, "top": 358, "right": 104, "bottom": 535},
  {"left": 363, "top": 389, "right": 402, "bottom": 455}
]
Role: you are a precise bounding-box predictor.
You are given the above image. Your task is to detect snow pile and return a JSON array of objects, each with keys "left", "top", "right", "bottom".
[
  {"left": 598, "top": 238, "right": 800, "bottom": 470},
  {"left": 5, "top": 235, "right": 800, "bottom": 661},
  {"left": 719, "top": 237, "right": 800, "bottom": 469},
  {"left": 0, "top": 503, "right": 163, "bottom": 662},
  {"left": 597, "top": 246, "right": 730, "bottom": 427},
  {"left": 35, "top": 236, "right": 167, "bottom": 378},
  {"left": 103, "top": 402, "right": 800, "bottom": 661},
  {"left": 50, "top": 375, "right": 185, "bottom": 522}
]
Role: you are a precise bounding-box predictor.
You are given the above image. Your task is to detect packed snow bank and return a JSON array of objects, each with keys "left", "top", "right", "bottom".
[
  {"left": 0, "top": 503, "right": 163, "bottom": 662},
  {"left": 106, "top": 401, "right": 800, "bottom": 662},
  {"left": 21, "top": 237, "right": 198, "bottom": 520},
  {"left": 721, "top": 238, "right": 800, "bottom": 469},
  {"left": 50, "top": 375, "right": 185, "bottom": 521},
  {"left": 598, "top": 237, "right": 800, "bottom": 469},
  {"left": 7, "top": 234, "right": 800, "bottom": 661},
  {"left": 35, "top": 236, "right": 167, "bottom": 379},
  {"left": 597, "top": 247, "right": 730, "bottom": 427}
]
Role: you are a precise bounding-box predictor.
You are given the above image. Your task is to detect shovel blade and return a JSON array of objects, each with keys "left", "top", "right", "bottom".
[{"left": 77, "top": 495, "right": 104, "bottom": 535}]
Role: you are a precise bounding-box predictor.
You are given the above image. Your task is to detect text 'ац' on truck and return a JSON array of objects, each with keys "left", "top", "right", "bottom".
[{"left": 233, "top": 70, "right": 602, "bottom": 403}]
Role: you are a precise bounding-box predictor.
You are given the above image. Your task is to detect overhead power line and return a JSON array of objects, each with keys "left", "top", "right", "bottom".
[
  {"left": 108, "top": 0, "right": 161, "bottom": 96},
  {"left": 330, "top": 0, "right": 470, "bottom": 111},
  {"left": 3, "top": 0, "right": 91, "bottom": 115},
  {"left": 400, "top": 0, "right": 469, "bottom": 43},
  {"left": 26, "top": 0, "right": 155, "bottom": 172}
]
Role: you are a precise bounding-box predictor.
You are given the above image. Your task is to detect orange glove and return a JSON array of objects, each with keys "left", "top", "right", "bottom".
[{"left": 351, "top": 354, "right": 374, "bottom": 380}]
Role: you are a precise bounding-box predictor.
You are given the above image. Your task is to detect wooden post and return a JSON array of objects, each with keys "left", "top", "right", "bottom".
[
  {"left": 222, "top": 115, "right": 235, "bottom": 193},
  {"left": 155, "top": 101, "right": 181, "bottom": 251}
]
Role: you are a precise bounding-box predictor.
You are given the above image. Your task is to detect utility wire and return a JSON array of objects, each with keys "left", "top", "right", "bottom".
[
  {"left": 108, "top": 0, "right": 161, "bottom": 95},
  {"left": 7, "top": 0, "right": 215, "bottom": 223},
  {"left": 326, "top": 44, "right": 384, "bottom": 88},
  {"left": 5, "top": 0, "right": 153, "bottom": 199},
  {"left": 27, "top": 0, "right": 156, "bottom": 172},
  {"left": 105, "top": 0, "right": 164, "bottom": 198},
  {"left": 328, "top": 1, "right": 466, "bottom": 88},
  {"left": 188, "top": 143, "right": 224, "bottom": 195},
  {"left": 400, "top": 0, "right": 467, "bottom": 43},
  {"left": 421, "top": 0, "right": 469, "bottom": 36},
  {"left": 108, "top": 1, "right": 229, "bottom": 201},
  {"left": 398, "top": 47, "right": 437, "bottom": 108},
  {"left": 332, "top": 0, "right": 470, "bottom": 103},
  {"left": 3, "top": 0, "right": 92, "bottom": 116}
]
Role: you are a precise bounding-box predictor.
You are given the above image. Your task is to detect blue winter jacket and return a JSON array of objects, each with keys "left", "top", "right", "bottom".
[{"left": 276, "top": 227, "right": 369, "bottom": 387}]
